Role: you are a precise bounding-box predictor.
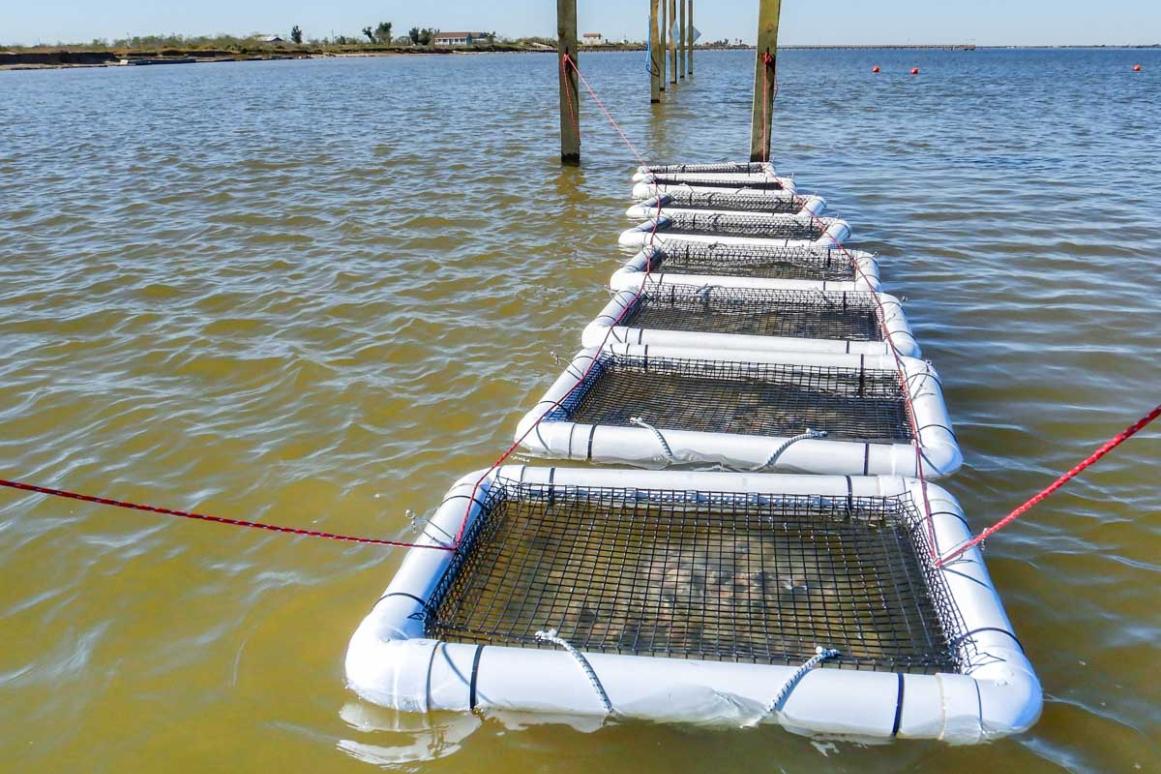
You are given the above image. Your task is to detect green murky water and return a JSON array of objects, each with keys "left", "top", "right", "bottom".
[{"left": 1, "top": 49, "right": 1158, "bottom": 771}]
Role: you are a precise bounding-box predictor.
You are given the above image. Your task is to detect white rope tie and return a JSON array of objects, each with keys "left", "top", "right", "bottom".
[
  {"left": 754, "top": 429, "right": 827, "bottom": 470},
  {"left": 766, "top": 646, "right": 840, "bottom": 715},
  {"left": 535, "top": 628, "right": 614, "bottom": 715},
  {"left": 629, "top": 416, "right": 678, "bottom": 464}
]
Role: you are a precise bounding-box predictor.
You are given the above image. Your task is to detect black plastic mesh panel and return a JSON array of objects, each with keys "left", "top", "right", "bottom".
[
  {"left": 648, "top": 244, "right": 857, "bottom": 281},
  {"left": 556, "top": 354, "right": 911, "bottom": 442},
  {"left": 428, "top": 484, "right": 964, "bottom": 674},
  {"left": 658, "top": 212, "right": 827, "bottom": 240},
  {"left": 622, "top": 287, "right": 883, "bottom": 341},
  {"left": 642, "top": 162, "right": 772, "bottom": 175},
  {"left": 647, "top": 175, "right": 788, "bottom": 190},
  {"left": 658, "top": 189, "right": 808, "bottom": 214}
]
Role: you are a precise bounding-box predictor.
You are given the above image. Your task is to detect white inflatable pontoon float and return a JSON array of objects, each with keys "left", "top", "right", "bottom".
[
  {"left": 610, "top": 245, "right": 882, "bottom": 294},
  {"left": 632, "top": 160, "right": 777, "bottom": 181},
  {"left": 619, "top": 213, "right": 851, "bottom": 250},
  {"left": 345, "top": 466, "right": 1041, "bottom": 742},
  {"left": 516, "top": 344, "right": 960, "bottom": 478},
  {"left": 627, "top": 190, "right": 827, "bottom": 220},
  {"left": 582, "top": 286, "right": 919, "bottom": 358}
]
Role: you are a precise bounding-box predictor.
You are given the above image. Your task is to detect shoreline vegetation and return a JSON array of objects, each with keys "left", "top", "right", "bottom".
[{"left": 3, "top": 34, "right": 1157, "bottom": 71}]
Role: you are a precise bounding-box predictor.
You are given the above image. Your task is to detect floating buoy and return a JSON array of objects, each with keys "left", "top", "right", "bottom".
[
  {"left": 871, "top": 65, "right": 881, "bottom": 73},
  {"left": 910, "top": 67, "right": 920, "bottom": 75},
  {"left": 1133, "top": 64, "right": 1142, "bottom": 72}
]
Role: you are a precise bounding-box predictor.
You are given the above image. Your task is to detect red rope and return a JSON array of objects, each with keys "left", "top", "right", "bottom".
[
  {"left": 451, "top": 53, "right": 662, "bottom": 547},
  {"left": 0, "top": 478, "right": 453, "bottom": 551},
  {"left": 564, "top": 54, "right": 649, "bottom": 167},
  {"left": 937, "top": 403, "right": 1161, "bottom": 566}
]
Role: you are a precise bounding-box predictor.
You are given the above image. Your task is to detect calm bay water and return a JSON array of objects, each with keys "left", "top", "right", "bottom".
[{"left": 1, "top": 48, "right": 1158, "bottom": 772}]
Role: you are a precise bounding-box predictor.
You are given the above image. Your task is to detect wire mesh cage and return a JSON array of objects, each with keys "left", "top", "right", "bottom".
[
  {"left": 656, "top": 189, "right": 810, "bottom": 214},
  {"left": 550, "top": 352, "right": 912, "bottom": 443},
  {"left": 622, "top": 287, "right": 884, "bottom": 342},
  {"left": 427, "top": 482, "right": 965, "bottom": 674},
  {"left": 646, "top": 244, "right": 858, "bottom": 281},
  {"left": 646, "top": 175, "right": 790, "bottom": 190},
  {"left": 656, "top": 212, "right": 829, "bottom": 240},
  {"left": 640, "top": 162, "right": 774, "bottom": 176}
]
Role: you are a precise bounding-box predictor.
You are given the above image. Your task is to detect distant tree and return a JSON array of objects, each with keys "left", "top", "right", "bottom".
[
  {"left": 485, "top": 31, "right": 497, "bottom": 42},
  {"left": 417, "top": 27, "right": 437, "bottom": 46},
  {"left": 290, "top": 25, "right": 303, "bottom": 44},
  {"left": 362, "top": 26, "right": 375, "bottom": 43},
  {"left": 408, "top": 27, "right": 420, "bottom": 45},
  {"left": 374, "top": 21, "right": 392, "bottom": 43}
]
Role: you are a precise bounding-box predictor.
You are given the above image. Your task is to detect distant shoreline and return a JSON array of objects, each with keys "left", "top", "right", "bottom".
[{"left": 2, "top": 42, "right": 1156, "bottom": 71}]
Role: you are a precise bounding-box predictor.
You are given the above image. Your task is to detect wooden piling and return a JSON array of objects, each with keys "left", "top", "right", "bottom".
[
  {"left": 649, "top": 0, "right": 662, "bottom": 103},
  {"left": 659, "top": 0, "right": 667, "bottom": 90},
  {"left": 749, "top": 0, "right": 782, "bottom": 162},
  {"left": 687, "top": 0, "right": 694, "bottom": 74},
  {"left": 668, "top": 0, "right": 678, "bottom": 85},
  {"left": 557, "top": 0, "right": 580, "bottom": 164},
  {"left": 678, "top": 0, "right": 686, "bottom": 78}
]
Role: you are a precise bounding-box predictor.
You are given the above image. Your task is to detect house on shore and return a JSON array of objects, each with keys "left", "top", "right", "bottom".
[{"left": 433, "top": 32, "right": 489, "bottom": 47}]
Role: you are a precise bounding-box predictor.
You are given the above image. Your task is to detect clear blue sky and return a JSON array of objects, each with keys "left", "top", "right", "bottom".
[{"left": 5, "top": 0, "right": 1160, "bottom": 47}]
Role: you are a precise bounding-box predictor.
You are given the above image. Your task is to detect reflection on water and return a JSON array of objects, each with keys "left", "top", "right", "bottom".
[{"left": 1, "top": 48, "right": 1159, "bottom": 772}]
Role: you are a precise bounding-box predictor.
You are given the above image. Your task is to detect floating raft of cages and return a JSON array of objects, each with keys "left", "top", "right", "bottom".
[
  {"left": 626, "top": 190, "right": 827, "bottom": 220},
  {"left": 610, "top": 245, "right": 882, "bottom": 294},
  {"left": 619, "top": 212, "right": 851, "bottom": 250},
  {"left": 345, "top": 159, "right": 1040, "bottom": 742},
  {"left": 582, "top": 286, "right": 919, "bottom": 358},
  {"left": 516, "top": 345, "right": 960, "bottom": 477},
  {"left": 345, "top": 466, "right": 1041, "bottom": 740}
]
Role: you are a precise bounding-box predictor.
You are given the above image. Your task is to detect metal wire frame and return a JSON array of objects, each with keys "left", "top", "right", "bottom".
[
  {"left": 550, "top": 353, "right": 913, "bottom": 443},
  {"left": 655, "top": 189, "right": 810, "bottom": 214},
  {"left": 645, "top": 175, "right": 789, "bottom": 190},
  {"left": 656, "top": 212, "right": 827, "bottom": 240},
  {"left": 427, "top": 482, "right": 967, "bottom": 674},
  {"left": 646, "top": 243, "right": 857, "bottom": 281},
  {"left": 621, "top": 286, "right": 884, "bottom": 342},
  {"left": 640, "top": 162, "right": 774, "bottom": 175}
]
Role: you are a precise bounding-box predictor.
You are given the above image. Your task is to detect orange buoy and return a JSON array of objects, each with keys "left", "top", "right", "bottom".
[
  {"left": 910, "top": 67, "right": 920, "bottom": 75},
  {"left": 1133, "top": 64, "right": 1142, "bottom": 72},
  {"left": 871, "top": 65, "right": 881, "bottom": 73}
]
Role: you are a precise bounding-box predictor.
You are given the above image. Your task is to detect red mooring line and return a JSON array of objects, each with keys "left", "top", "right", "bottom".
[
  {"left": 0, "top": 478, "right": 454, "bottom": 551},
  {"left": 937, "top": 402, "right": 1161, "bottom": 566}
]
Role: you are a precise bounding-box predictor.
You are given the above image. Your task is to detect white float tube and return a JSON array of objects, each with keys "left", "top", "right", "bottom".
[
  {"left": 581, "top": 287, "right": 920, "bottom": 358},
  {"left": 515, "top": 345, "right": 961, "bottom": 478},
  {"left": 609, "top": 246, "right": 883, "bottom": 294},
  {"left": 626, "top": 194, "right": 827, "bottom": 220},
  {"left": 619, "top": 215, "right": 852, "bottom": 250},
  {"left": 345, "top": 466, "right": 1040, "bottom": 741}
]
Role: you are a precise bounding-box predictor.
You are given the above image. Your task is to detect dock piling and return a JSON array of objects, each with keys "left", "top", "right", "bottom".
[
  {"left": 750, "top": 0, "right": 782, "bottom": 162},
  {"left": 679, "top": 0, "right": 687, "bottom": 78},
  {"left": 660, "top": 0, "right": 667, "bottom": 90},
  {"left": 687, "top": 0, "right": 694, "bottom": 75},
  {"left": 650, "top": 0, "right": 662, "bottom": 102},
  {"left": 668, "top": 0, "right": 678, "bottom": 85},
  {"left": 557, "top": 0, "right": 580, "bottom": 164}
]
